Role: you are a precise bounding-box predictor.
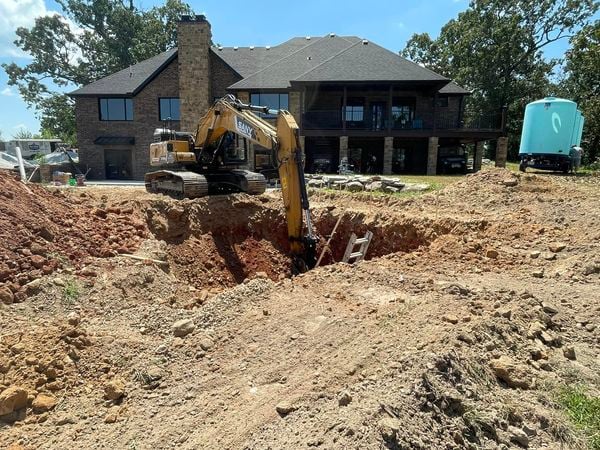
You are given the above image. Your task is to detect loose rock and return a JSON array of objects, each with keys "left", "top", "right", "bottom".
[
  {"left": 508, "top": 426, "right": 529, "bottom": 447},
  {"left": 338, "top": 390, "right": 352, "bottom": 407},
  {"left": 0, "top": 286, "right": 14, "bottom": 305},
  {"left": 275, "top": 401, "right": 297, "bottom": 417},
  {"left": 563, "top": 346, "right": 576, "bottom": 360},
  {"left": 0, "top": 386, "right": 28, "bottom": 416},
  {"left": 172, "top": 319, "right": 195, "bottom": 337},
  {"left": 32, "top": 394, "right": 57, "bottom": 413},
  {"left": 104, "top": 379, "right": 126, "bottom": 401},
  {"left": 490, "top": 356, "right": 532, "bottom": 389}
]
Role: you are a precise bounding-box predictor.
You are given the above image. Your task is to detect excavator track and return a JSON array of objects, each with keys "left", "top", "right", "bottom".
[
  {"left": 144, "top": 170, "right": 209, "bottom": 199},
  {"left": 232, "top": 170, "right": 268, "bottom": 195},
  {"left": 145, "top": 170, "right": 267, "bottom": 199}
]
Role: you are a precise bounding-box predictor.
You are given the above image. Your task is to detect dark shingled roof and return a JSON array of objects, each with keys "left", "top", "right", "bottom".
[
  {"left": 70, "top": 48, "right": 177, "bottom": 96},
  {"left": 439, "top": 81, "right": 471, "bottom": 95},
  {"left": 228, "top": 36, "right": 361, "bottom": 90},
  {"left": 292, "top": 40, "right": 448, "bottom": 84},
  {"left": 212, "top": 37, "right": 314, "bottom": 78},
  {"left": 70, "top": 35, "right": 464, "bottom": 96}
]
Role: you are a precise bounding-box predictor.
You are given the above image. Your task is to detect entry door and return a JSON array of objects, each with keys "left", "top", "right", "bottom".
[
  {"left": 371, "top": 102, "right": 386, "bottom": 131},
  {"left": 104, "top": 149, "right": 133, "bottom": 179}
]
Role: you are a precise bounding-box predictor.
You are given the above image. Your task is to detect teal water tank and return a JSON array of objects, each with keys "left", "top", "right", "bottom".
[
  {"left": 571, "top": 111, "right": 582, "bottom": 147},
  {"left": 519, "top": 97, "right": 579, "bottom": 156},
  {"left": 577, "top": 115, "right": 585, "bottom": 147}
]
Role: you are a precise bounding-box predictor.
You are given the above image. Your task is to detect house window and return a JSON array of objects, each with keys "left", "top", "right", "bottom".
[
  {"left": 392, "top": 97, "right": 415, "bottom": 129},
  {"left": 99, "top": 98, "right": 133, "bottom": 121},
  {"left": 159, "top": 98, "right": 180, "bottom": 121},
  {"left": 250, "top": 93, "right": 289, "bottom": 117},
  {"left": 344, "top": 98, "right": 364, "bottom": 122}
]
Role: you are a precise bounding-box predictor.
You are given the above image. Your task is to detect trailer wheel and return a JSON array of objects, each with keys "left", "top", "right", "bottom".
[{"left": 519, "top": 162, "right": 526, "bottom": 173}]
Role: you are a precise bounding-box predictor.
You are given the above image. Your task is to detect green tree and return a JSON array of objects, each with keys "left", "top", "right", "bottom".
[
  {"left": 2, "top": 0, "right": 194, "bottom": 144},
  {"left": 402, "top": 0, "right": 598, "bottom": 160},
  {"left": 12, "top": 129, "right": 34, "bottom": 139},
  {"left": 559, "top": 21, "right": 600, "bottom": 164}
]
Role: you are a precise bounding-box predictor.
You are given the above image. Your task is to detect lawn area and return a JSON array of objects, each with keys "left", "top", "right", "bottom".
[{"left": 396, "top": 173, "right": 464, "bottom": 189}]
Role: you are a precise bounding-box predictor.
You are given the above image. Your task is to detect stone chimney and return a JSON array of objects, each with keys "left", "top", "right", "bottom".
[{"left": 177, "top": 15, "right": 212, "bottom": 132}]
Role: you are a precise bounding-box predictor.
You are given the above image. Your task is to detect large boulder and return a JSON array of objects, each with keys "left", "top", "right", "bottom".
[
  {"left": 346, "top": 181, "right": 365, "bottom": 192},
  {"left": 365, "top": 181, "right": 384, "bottom": 192},
  {"left": 402, "top": 183, "right": 430, "bottom": 192}
]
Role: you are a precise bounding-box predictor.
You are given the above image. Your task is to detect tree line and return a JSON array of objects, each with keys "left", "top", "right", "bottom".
[{"left": 3, "top": 0, "right": 598, "bottom": 163}]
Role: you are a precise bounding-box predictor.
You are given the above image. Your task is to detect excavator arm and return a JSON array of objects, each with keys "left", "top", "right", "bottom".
[{"left": 192, "top": 96, "right": 317, "bottom": 270}]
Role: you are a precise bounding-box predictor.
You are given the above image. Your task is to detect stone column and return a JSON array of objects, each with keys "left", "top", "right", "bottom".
[
  {"left": 495, "top": 136, "right": 508, "bottom": 168},
  {"left": 427, "top": 136, "right": 439, "bottom": 175},
  {"left": 383, "top": 136, "right": 394, "bottom": 175},
  {"left": 236, "top": 91, "right": 249, "bottom": 103},
  {"left": 474, "top": 141, "right": 484, "bottom": 172},
  {"left": 289, "top": 91, "right": 302, "bottom": 124},
  {"left": 246, "top": 142, "right": 255, "bottom": 171},
  {"left": 339, "top": 136, "right": 348, "bottom": 163},
  {"left": 178, "top": 15, "right": 212, "bottom": 133}
]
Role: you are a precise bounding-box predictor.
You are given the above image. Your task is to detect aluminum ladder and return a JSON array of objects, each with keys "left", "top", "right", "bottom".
[{"left": 342, "top": 231, "right": 373, "bottom": 263}]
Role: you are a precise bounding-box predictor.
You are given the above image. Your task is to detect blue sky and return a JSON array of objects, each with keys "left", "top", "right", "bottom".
[{"left": 0, "top": 0, "right": 580, "bottom": 139}]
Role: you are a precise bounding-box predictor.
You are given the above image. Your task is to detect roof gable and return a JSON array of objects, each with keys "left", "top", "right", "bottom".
[{"left": 70, "top": 48, "right": 177, "bottom": 96}]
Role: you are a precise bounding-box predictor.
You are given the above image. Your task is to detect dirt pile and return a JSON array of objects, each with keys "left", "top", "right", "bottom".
[
  {"left": 142, "top": 195, "right": 295, "bottom": 290},
  {"left": 0, "top": 171, "right": 147, "bottom": 299},
  {"left": 0, "top": 169, "right": 598, "bottom": 449},
  {"left": 0, "top": 318, "right": 93, "bottom": 424}
]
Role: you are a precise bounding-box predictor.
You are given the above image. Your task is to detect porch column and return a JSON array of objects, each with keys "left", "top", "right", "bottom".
[
  {"left": 474, "top": 141, "right": 484, "bottom": 172},
  {"left": 427, "top": 136, "right": 439, "bottom": 175},
  {"left": 339, "top": 136, "right": 348, "bottom": 163},
  {"left": 495, "top": 136, "right": 508, "bottom": 168},
  {"left": 383, "top": 136, "right": 393, "bottom": 175},
  {"left": 247, "top": 143, "right": 255, "bottom": 171}
]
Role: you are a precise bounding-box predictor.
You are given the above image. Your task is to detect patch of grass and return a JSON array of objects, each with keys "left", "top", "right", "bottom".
[
  {"left": 558, "top": 385, "right": 600, "bottom": 449},
  {"left": 63, "top": 279, "right": 80, "bottom": 303}
]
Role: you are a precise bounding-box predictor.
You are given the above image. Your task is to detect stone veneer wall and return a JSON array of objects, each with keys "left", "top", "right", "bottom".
[{"left": 178, "top": 16, "right": 212, "bottom": 133}]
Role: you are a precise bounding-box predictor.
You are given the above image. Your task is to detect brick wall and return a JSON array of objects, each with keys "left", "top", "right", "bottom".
[
  {"left": 210, "top": 51, "right": 242, "bottom": 101},
  {"left": 75, "top": 59, "right": 179, "bottom": 180}
]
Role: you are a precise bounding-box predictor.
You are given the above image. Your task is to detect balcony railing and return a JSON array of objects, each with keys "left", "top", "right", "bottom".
[{"left": 302, "top": 108, "right": 504, "bottom": 132}]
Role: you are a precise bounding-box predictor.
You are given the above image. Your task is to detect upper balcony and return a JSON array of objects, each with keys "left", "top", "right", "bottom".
[{"left": 301, "top": 107, "right": 506, "bottom": 136}]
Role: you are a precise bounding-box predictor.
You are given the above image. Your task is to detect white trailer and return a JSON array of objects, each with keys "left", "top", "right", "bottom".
[{"left": 4, "top": 139, "right": 62, "bottom": 159}]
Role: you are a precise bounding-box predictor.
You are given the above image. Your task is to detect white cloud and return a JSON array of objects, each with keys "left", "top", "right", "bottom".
[
  {"left": 12, "top": 123, "right": 27, "bottom": 129},
  {"left": 0, "top": 0, "right": 48, "bottom": 57},
  {"left": 0, "top": 0, "right": 81, "bottom": 59},
  {"left": 1, "top": 87, "right": 15, "bottom": 96},
  {"left": 397, "top": 22, "right": 405, "bottom": 29}
]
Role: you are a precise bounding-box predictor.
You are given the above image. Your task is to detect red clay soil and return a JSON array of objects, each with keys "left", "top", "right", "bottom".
[{"left": 0, "top": 171, "right": 147, "bottom": 299}]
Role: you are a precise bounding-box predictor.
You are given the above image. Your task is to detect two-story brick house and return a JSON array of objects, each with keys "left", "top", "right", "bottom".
[{"left": 70, "top": 15, "right": 506, "bottom": 180}]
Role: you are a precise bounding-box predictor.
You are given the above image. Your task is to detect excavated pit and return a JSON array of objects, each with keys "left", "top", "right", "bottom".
[{"left": 142, "top": 193, "right": 490, "bottom": 291}]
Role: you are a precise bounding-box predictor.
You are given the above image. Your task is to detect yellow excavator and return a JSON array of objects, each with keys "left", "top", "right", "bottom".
[{"left": 145, "top": 95, "right": 317, "bottom": 270}]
